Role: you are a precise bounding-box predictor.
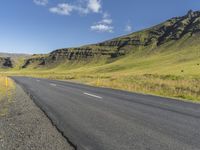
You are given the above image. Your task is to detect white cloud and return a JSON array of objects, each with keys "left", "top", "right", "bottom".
[
  {"left": 101, "top": 12, "right": 112, "bottom": 24},
  {"left": 101, "top": 18, "right": 112, "bottom": 24},
  {"left": 87, "top": 0, "right": 101, "bottom": 13},
  {"left": 33, "top": 0, "right": 48, "bottom": 6},
  {"left": 103, "top": 12, "right": 109, "bottom": 18},
  {"left": 48, "top": 0, "right": 112, "bottom": 32},
  {"left": 91, "top": 24, "right": 113, "bottom": 33},
  {"left": 49, "top": 3, "right": 74, "bottom": 15},
  {"left": 91, "top": 13, "right": 114, "bottom": 33},
  {"left": 125, "top": 24, "right": 132, "bottom": 32},
  {"left": 49, "top": 0, "right": 102, "bottom": 16},
  {"left": 73, "top": 6, "right": 89, "bottom": 14}
]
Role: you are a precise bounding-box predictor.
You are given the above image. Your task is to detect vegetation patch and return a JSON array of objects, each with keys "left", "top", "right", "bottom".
[
  {"left": 0, "top": 76, "right": 15, "bottom": 116},
  {"left": 1, "top": 10, "right": 200, "bottom": 102}
]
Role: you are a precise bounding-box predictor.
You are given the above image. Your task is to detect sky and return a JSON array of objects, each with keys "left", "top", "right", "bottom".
[{"left": 0, "top": 0, "right": 200, "bottom": 54}]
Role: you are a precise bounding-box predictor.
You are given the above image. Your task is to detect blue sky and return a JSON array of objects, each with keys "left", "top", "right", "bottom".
[{"left": 0, "top": 0, "right": 200, "bottom": 54}]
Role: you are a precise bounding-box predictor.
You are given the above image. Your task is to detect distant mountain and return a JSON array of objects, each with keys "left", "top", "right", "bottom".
[
  {"left": 1, "top": 10, "right": 200, "bottom": 101},
  {"left": 20, "top": 10, "right": 200, "bottom": 68},
  {"left": 0, "top": 53, "right": 30, "bottom": 59},
  {"left": 0, "top": 53, "right": 30, "bottom": 68},
  {"left": 0, "top": 10, "right": 200, "bottom": 69}
]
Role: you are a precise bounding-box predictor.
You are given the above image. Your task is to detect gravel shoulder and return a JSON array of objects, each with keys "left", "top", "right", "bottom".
[{"left": 0, "top": 83, "right": 74, "bottom": 150}]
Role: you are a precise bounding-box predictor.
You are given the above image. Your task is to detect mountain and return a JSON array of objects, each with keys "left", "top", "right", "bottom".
[
  {"left": 0, "top": 53, "right": 30, "bottom": 59},
  {"left": 21, "top": 10, "right": 200, "bottom": 68},
  {"left": 0, "top": 53, "right": 30, "bottom": 69},
  {"left": 1, "top": 10, "right": 200, "bottom": 101}
]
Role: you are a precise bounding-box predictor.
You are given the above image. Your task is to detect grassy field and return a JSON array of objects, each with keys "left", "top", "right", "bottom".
[
  {"left": 1, "top": 34, "right": 200, "bottom": 102},
  {"left": 0, "top": 76, "right": 15, "bottom": 116}
]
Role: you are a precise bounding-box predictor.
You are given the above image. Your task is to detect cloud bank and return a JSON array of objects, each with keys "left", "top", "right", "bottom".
[{"left": 33, "top": 0, "right": 115, "bottom": 33}]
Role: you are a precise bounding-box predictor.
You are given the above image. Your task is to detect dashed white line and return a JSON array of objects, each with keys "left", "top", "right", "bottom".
[
  {"left": 50, "top": 83, "right": 57, "bottom": 87},
  {"left": 36, "top": 80, "right": 40, "bottom": 82},
  {"left": 83, "top": 92, "right": 102, "bottom": 99}
]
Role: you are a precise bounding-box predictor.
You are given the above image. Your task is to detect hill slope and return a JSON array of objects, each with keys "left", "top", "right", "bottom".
[
  {"left": 1, "top": 10, "right": 200, "bottom": 101},
  {"left": 21, "top": 10, "right": 200, "bottom": 69},
  {"left": 0, "top": 53, "right": 30, "bottom": 69}
]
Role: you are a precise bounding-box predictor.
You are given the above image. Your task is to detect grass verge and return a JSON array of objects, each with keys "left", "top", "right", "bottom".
[
  {"left": 1, "top": 34, "right": 200, "bottom": 102},
  {"left": 0, "top": 75, "right": 15, "bottom": 116},
  {"left": 3, "top": 72, "right": 200, "bottom": 102}
]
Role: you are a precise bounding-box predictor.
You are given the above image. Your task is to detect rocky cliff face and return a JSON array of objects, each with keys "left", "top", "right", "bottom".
[
  {"left": 0, "top": 57, "right": 13, "bottom": 68},
  {"left": 99, "top": 10, "right": 200, "bottom": 47},
  {"left": 22, "top": 10, "right": 200, "bottom": 68}
]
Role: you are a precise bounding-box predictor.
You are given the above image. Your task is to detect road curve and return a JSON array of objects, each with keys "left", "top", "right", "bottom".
[{"left": 12, "top": 77, "right": 200, "bottom": 150}]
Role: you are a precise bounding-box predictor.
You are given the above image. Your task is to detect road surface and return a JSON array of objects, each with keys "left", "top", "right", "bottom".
[{"left": 12, "top": 77, "right": 200, "bottom": 150}]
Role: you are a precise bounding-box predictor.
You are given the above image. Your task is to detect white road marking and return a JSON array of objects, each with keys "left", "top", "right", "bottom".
[
  {"left": 83, "top": 92, "right": 102, "bottom": 99},
  {"left": 50, "top": 83, "right": 57, "bottom": 86},
  {"left": 36, "top": 80, "right": 40, "bottom": 82}
]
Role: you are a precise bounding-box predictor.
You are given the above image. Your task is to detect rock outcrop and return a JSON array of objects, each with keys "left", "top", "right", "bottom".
[{"left": 0, "top": 57, "right": 13, "bottom": 68}]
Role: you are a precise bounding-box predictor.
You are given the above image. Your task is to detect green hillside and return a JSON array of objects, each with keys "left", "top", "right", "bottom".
[{"left": 1, "top": 10, "right": 200, "bottom": 101}]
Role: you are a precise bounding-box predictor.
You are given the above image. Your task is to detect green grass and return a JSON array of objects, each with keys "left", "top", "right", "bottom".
[{"left": 1, "top": 34, "right": 200, "bottom": 102}]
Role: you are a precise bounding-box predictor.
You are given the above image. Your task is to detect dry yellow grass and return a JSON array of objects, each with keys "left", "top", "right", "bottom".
[
  {"left": 0, "top": 76, "right": 15, "bottom": 116},
  {"left": 5, "top": 72, "right": 200, "bottom": 102},
  {"left": 87, "top": 74, "right": 200, "bottom": 102},
  {"left": 0, "top": 76, "right": 14, "bottom": 98},
  {"left": 1, "top": 33, "right": 200, "bottom": 102}
]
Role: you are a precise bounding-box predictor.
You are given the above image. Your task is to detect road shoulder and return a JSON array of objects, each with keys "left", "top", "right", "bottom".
[{"left": 0, "top": 83, "right": 74, "bottom": 150}]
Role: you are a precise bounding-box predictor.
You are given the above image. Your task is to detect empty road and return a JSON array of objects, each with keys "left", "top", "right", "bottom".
[{"left": 12, "top": 77, "right": 200, "bottom": 150}]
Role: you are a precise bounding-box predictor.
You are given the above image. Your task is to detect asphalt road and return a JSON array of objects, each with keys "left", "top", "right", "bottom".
[{"left": 12, "top": 77, "right": 200, "bottom": 150}]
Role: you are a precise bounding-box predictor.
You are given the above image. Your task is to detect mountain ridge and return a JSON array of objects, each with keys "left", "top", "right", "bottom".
[
  {"left": 1, "top": 10, "right": 200, "bottom": 69},
  {"left": 1, "top": 10, "right": 200, "bottom": 101},
  {"left": 19, "top": 10, "right": 200, "bottom": 69}
]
